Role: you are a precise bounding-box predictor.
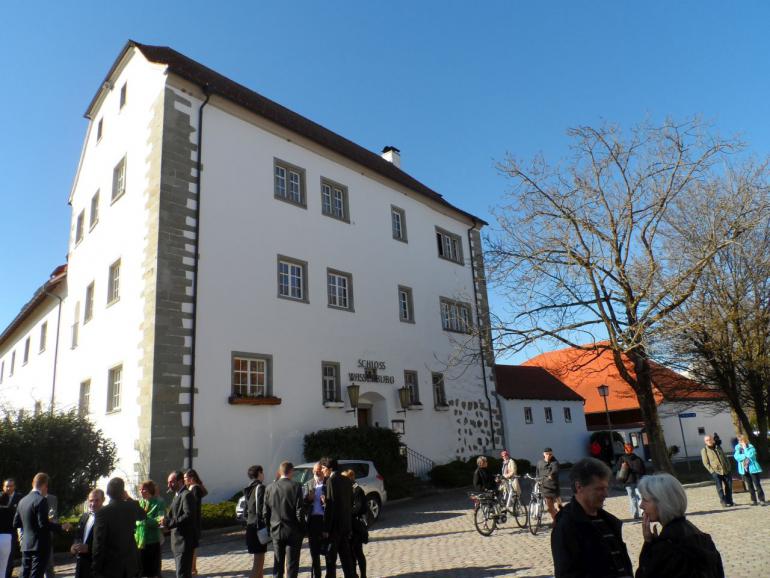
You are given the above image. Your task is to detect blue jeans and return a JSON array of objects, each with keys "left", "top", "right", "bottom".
[
  {"left": 625, "top": 485, "right": 641, "bottom": 517},
  {"left": 712, "top": 473, "right": 733, "bottom": 505}
]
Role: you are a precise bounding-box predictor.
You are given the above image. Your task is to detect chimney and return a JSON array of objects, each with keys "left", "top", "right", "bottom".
[{"left": 381, "top": 146, "right": 401, "bottom": 168}]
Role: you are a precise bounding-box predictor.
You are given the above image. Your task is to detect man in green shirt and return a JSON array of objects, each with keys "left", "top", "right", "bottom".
[{"left": 701, "top": 435, "right": 734, "bottom": 507}]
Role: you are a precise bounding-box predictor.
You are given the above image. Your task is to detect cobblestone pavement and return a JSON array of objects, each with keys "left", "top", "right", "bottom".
[{"left": 52, "top": 482, "right": 768, "bottom": 577}]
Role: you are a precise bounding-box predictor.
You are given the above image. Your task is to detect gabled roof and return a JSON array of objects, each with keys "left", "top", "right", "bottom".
[
  {"left": 494, "top": 364, "right": 584, "bottom": 402},
  {"left": 86, "top": 40, "right": 486, "bottom": 226},
  {"left": 0, "top": 265, "right": 67, "bottom": 348},
  {"left": 524, "top": 345, "right": 723, "bottom": 414}
]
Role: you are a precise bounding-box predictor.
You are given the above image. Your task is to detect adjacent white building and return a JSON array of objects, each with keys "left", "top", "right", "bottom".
[
  {"left": 0, "top": 41, "right": 504, "bottom": 499},
  {"left": 494, "top": 365, "right": 589, "bottom": 464}
]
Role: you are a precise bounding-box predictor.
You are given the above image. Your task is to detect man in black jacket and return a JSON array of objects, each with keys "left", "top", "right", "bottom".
[
  {"left": 551, "top": 458, "right": 633, "bottom": 578},
  {"left": 163, "top": 471, "right": 197, "bottom": 578},
  {"left": 91, "top": 479, "right": 145, "bottom": 578},
  {"left": 70, "top": 489, "right": 104, "bottom": 578},
  {"left": 13, "top": 473, "right": 66, "bottom": 578},
  {"left": 321, "top": 458, "right": 355, "bottom": 578},
  {"left": 1, "top": 479, "right": 23, "bottom": 578},
  {"left": 262, "top": 462, "right": 305, "bottom": 578},
  {"left": 617, "top": 444, "right": 646, "bottom": 519}
]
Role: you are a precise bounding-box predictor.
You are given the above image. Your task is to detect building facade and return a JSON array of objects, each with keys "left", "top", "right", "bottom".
[{"left": 0, "top": 42, "right": 503, "bottom": 498}]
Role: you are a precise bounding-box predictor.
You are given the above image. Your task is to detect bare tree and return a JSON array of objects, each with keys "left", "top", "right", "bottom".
[
  {"left": 487, "top": 119, "right": 755, "bottom": 473},
  {"left": 657, "top": 169, "right": 770, "bottom": 461}
]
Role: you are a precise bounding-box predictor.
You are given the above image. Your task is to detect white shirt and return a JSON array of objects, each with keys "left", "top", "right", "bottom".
[{"left": 83, "top": 513, "right": 95, "bottom": 543}]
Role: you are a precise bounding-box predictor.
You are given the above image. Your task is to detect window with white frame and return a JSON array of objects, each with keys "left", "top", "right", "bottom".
[
  {"left": 71, "top": 302, "right": 80, "bottom": 349},
  {"left": 274, "top": 160, "right": 305, "bottom": 207},
  {"left": 404, "top": 371, "right": 420, "bottom": 405},
  {"left": 10, "top": 352, "right": 15, "bottom": 376},
  {"left": 564, "top": 407, "right": 572, "bottom": 423},
  {"left": 84, "top": 282, "right": 95, "bottom": 323},
  {"left": 524, "top": 407, "right": 533, "bottom": 424},
  {"left": 96, "top": 118, "right": 103, "bottom": 142},
  {"left": 232, "top": 354, "right": 271, "bottom": 398},
  {"left": 545, "top": 407, "right": 553, "bottom": 423},
  {"left": 90, "top": 190, "right": 100, "bottom": 229},
  {"left": 112, "top": 156, "right": 127, "bottom": 202},
  {"left": 34, "top": 401, "right": 42, "bottom": 416},
  {"left": 436, "top": 227, "right": 463, "bottom": 264},
  {"left": 321, "top": 179, "right": 348, "bottom": 221},
  {"left": 79, "top": 380, "right": 91, "bottom": 416},
  {"left": 119, "top": 83, "right": 127, "bottom": 109},
  {"left": 23, "top": 338, "right": 30, "bottom": 365},
  {"left": 107, "top": 365, "right": 122, "bottom": 412},
  {"left": 327, "top": 269, "right": 353, "bottom": 310},
  {"left": 398, "top": 286, "right": 414, "bottom": 323},
  {"left": 277, "top": 256, "right": 307, "bottom": 302},
  {"left": 108, "top": 260, "right": 121, "bottom": 304},
  {"left": 39, "top": 322, "right": 47, "bottom": 353},
  {"left": 391, "top": 206, "right": 407, "bottom": 242},
  {"left": 322, "top": 362, "right": 341, "bottom": 403},
  {"left": 439, "top": 298, "right": 472, "bottom": 333},
  {"left": 0, "top": 361, "right": 4, "bottom": 383},
  {"left": 432, "top": 372, "right": 447, "bottom": 407},
  {"left": 75, "top": 211, "right": 85, "bottom": 245}
]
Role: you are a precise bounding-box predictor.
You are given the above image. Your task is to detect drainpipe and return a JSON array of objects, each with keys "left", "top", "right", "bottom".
[
  {"left": 43, "top": 289, "right": 63, "bottom": 414},
  {"left": 467, "top": 222, "right": 502, "bottom": 450},
  {"left": 188, "top": 85, "right": 211, "bottom": 469}
]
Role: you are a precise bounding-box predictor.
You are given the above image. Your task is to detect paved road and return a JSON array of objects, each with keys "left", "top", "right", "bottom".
[{"left": 51, "top": 482, "right": 768, "bottom": 577}]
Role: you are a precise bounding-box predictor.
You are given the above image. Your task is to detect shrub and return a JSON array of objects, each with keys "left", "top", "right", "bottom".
[
  {"left": 0, "top": 410, "right": 117, "bottom": 513},
  {"left": 428, "top": 460, "right": 473, "bottom": 487},
  {"left": 200, "top": 501, "right": 236, "bottom": 529},
  {"left": 304, "top": 426, "right": 407, "bottom": 495}
]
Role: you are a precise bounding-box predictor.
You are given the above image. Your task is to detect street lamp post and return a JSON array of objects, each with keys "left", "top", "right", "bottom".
[{"left": 597, "top": 384, "right": 615, "bottom": 460}]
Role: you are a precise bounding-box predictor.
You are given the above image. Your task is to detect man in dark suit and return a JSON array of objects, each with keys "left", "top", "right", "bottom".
[
  {"left": 1, "top": 479, "right": 24, "bottom": 578},
  {"left": 91, "top": 478, "right": 145, "bottom": 578},
  {"left": 69, "top": 489, "right": 105, "bottom": 578},
  {"left": 262, "top": 462, "right": 305, "bottom": 578},
  {"left": 162, "top": 471, "right": 197, "bottom": 578},
  {"left": 321, "top": 458, "right": 355, "bottom": 578},
  {"left": 13, "top": 473, "right": 55, "bottom": 578}
]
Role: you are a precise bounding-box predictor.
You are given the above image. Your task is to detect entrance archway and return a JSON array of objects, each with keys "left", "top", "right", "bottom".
[{"left": 357, "top": 391, "right": 389, "bottom": 428}]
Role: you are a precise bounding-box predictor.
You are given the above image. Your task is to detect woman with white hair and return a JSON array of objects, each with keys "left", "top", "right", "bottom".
[{"left": 635, "top": 473, "right": 724, "bottom": 578}]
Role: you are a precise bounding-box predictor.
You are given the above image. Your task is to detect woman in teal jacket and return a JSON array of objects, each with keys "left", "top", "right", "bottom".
[{"left": 734, "top": 435, "right": 766, "bottom": 506}]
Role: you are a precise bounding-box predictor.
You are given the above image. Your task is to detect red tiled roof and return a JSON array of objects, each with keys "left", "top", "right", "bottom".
[
  {"left": 494, "top": 364, "right": 584, "bottom": 402},
  {"left": 86, "top": 41, "right": 486, "bottom": 227},
  {"left": 523, "top": 345, "right": 723, "bottom": 414},
  {"left": 0, "top": 265, "right": 67, "bottom": 348}
]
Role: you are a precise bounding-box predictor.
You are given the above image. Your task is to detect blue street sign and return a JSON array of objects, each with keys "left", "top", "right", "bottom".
[{"left": 679, "top": 412, "right": 696, "bottom": 418}]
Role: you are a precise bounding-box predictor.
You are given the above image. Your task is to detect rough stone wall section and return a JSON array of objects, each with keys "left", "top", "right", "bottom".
[
  {"left": 135, "top": 92, "right": 165, "bottom": 483},
  {"left": 138, "top": 87, "right": 199, "bottom": 484}
]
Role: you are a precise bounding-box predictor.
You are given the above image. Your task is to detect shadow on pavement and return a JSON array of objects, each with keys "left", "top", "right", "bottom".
[
  {"left": 373, "top": 510, "right": 465, "bottom": 530},
  {"left": 391, "top": 565, "right": 531, "bottom": 577},
  {"left": 370, "top": 528, "right": 476, "bottom": 542}
]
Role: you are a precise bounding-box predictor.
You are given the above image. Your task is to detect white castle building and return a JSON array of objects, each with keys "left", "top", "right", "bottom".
[{"left": 0, "top": 41, "right": 503, "bottom": 499}]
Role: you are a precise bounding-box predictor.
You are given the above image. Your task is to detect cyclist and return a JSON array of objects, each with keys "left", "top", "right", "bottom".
[
  {"left": 472, "top": 456, "right": 496, "bottom": 493},
  {"left": 536, "top": 447, "right": 562, "bottom": 522},
  {"left": 499, "top": 450, "right": 519, "bottom": 506}
]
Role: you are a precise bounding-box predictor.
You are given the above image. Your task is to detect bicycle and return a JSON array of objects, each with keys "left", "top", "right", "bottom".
[
  {"left": 469, "top": 490, "right": 506, "bottom": 536},
  {"left": 525, "top": 474, "right": 546, "bottom": 535},
  {"left": 499, "top": 476, "right": 528, "bottom": 529}
]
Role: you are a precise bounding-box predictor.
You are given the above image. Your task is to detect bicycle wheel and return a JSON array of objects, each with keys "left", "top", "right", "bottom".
[
  {"left": 511, "top": 495, "right": 528, "bottom": 528},
  {"left": 473, "top": 503, "right": 498, "bottom": 537},
  {"left": 528, "top": 499, "right": 541, "bottom": 535}
]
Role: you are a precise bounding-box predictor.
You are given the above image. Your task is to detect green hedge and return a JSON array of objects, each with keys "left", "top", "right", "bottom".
[
  {"left": 428, "top": 455, "right": 532, "bottom": 488},
  {"left": 201, "top": 501, "right": 236, "bottom": 529}
]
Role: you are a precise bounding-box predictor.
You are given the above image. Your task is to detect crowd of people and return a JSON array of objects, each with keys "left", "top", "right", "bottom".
[
  {"left": 0, "top": 458, "right": 369, "bottom": 578},
  {"left": 2, "top": 433, "right": 767, "bottom": 578},
  {"left": 243, "top": 458, "right": 369, "bottom": 578},
  {"left": 0, "top": 469, "right": 208, "bottom": 578}
]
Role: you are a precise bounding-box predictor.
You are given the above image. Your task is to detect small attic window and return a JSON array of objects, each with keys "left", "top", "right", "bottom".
[
  {"left": 96, "top": 118, "right": 103, "bottom": 142},
  {"left": 120, "top": 83, "right": 127, "bottom": 109}
]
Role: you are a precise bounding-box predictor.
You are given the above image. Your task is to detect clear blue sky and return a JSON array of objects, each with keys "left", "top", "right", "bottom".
[{"left": 2, "top": 1, "right": 770, "bottom": 362}]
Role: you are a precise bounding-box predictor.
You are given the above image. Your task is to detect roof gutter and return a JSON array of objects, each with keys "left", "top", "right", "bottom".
[
  {"left": 467, "top": 222, "right": 502, "bottom": 450},
  {"left": 44, "top": 291, "right": 63, "bottom": 413},
  {"left": 187, "top": 85, "right": 211, "bottom": 468}
]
